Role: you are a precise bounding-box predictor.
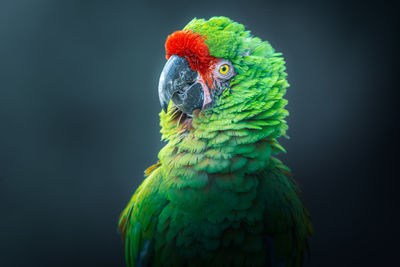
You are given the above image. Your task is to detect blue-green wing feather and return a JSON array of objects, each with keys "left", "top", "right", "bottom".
[
  {"left": 118, "top": 163, "right": 167, "bottom": 267},
  {"left": 261, "top": 158, "right": 313, "bottom": 267}
]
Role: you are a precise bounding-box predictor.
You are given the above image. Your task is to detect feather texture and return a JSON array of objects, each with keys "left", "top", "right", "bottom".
[{"left": 119, "top": 16, "right": 312, "bottom": 267}]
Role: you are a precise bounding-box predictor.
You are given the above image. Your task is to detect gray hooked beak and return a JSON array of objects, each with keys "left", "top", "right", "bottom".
[{"left": 158, "top": 55, "right": 204, "bottom": 115}]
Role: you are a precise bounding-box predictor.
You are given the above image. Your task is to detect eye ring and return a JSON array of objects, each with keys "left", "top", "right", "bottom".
[{"left": 219, "top": 64, "right": 230, "bottom": 75}]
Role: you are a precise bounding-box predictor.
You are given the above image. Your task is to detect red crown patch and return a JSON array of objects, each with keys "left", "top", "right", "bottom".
[{"left": 165, "top": 30, "right": 215, "bottom": 75}]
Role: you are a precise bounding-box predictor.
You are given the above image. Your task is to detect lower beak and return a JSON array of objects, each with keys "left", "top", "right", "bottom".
[{"left": 158, "top": 55, "right": 204, "bottom": 115}]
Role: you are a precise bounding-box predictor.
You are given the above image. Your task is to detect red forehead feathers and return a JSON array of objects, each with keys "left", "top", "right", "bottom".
[{"left": 165, "top": 30, "right": 215, "bottom": 74}]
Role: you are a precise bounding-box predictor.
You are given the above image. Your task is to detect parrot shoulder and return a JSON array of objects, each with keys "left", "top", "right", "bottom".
[
  {"left": 260, "top": 157, "right": 313, "bottom": 267},
  {"left": 118, "top": 162, "right": 167, "bottom": 267}
]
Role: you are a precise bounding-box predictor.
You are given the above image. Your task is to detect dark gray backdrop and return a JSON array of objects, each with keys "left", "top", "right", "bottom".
[{"left": 0, "top": 0, "right": 397, "bottom": 266}]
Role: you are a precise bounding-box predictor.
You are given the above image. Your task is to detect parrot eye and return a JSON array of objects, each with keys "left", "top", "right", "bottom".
[
  {"left": 219, "top": 64, "right": 229, "bottom": 74},
  {"left": 214, "top": 59, "right": 235, "bottom": 80}
]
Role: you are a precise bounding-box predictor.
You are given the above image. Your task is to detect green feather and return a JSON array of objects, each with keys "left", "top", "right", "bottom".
[{"left": 118, "top": 16, "right": 312, "bottom": 267}]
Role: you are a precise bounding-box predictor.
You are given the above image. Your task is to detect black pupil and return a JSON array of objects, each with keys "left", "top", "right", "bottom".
[{"left": 222, "top": 66, "right": 227, "bottom": 72}]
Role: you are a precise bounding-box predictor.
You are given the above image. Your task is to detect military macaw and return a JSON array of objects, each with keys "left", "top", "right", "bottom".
[{"left": 119, "top": 16, "right": 313, "bottom": 267}]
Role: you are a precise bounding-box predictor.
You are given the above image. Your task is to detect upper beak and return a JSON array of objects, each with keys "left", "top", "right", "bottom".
[{"left": 158, "top": 55, "right": 204, "bottom": 115}]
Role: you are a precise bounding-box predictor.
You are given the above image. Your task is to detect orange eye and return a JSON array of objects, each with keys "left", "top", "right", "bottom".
[{"left": 219, "top": 64, "right": 230, "bottom": 75}]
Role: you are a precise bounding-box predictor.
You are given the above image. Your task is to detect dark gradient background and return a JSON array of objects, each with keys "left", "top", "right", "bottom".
[{"left": 0, "top": 0, "right": 397, "bottom": 266}]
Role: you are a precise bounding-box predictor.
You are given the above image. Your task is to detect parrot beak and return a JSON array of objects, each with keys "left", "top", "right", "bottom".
[{"left": 158, "top": 55, "right": 204, "bottom": 115}]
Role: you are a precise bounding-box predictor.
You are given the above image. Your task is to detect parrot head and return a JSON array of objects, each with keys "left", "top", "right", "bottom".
[
  {"left": 158, "top": 29, "right": 236, "bottom": 115},
  {"left": 158, "top": 17, "right": 289, "bottom": 154}
]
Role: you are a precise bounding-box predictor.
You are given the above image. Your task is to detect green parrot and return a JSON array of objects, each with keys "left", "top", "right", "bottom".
[{"left": 119, "top": 16, "right": 313, "bottom": 267}]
